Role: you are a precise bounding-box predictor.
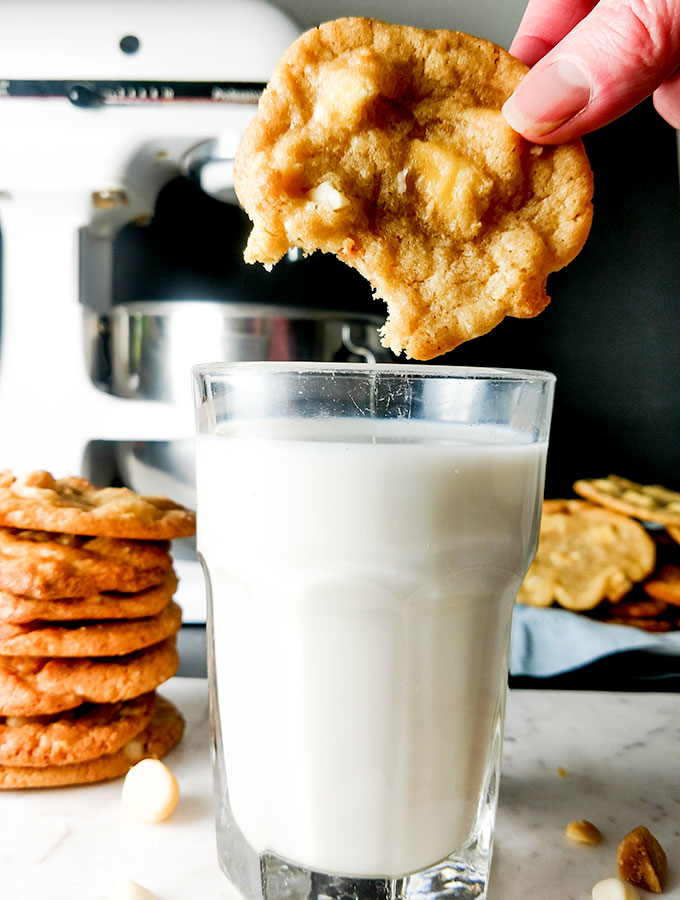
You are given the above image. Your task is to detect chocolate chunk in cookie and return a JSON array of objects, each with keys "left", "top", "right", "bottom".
[{"left": 234, "top": 17, "right": 593, "bottom": 359}]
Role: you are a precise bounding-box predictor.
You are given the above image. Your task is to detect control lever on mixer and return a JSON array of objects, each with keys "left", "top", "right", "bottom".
[{"left": 68, "top": 84, "right": 103, "bottom": 108}]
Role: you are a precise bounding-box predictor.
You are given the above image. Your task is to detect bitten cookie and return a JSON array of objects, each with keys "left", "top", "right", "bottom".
[
  {"left": 0, "top": 470, "right": 196, "bottom": 540},
  {"left": 517, "top": 500, "right": 656, "bottom": 611},
  {"left": 234, "top": 17, "right": 593, "bottom": 360}
]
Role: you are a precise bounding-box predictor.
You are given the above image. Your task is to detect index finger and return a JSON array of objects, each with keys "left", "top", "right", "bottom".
[{"left": 510, "top": 0, "right": 599, "bottom": 65}]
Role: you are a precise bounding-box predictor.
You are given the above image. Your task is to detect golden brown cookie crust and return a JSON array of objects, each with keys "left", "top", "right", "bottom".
[
  {"left": 0, "top": 528, "right": 172, "bottom": 600},
  {"left": 606, "top": 594, "right": 668, "bottom": 619},
  {"left": 0, "top": 571, "right": 178, "bottom": 625},
  {"left": 234, "top": 17, "right": 593, "bottom": 360},
  {"left": 0, "top": 658, "right": 82, "bottom": 716},
  {"left": 573, "top": 475, "right": 680, "bottom": 526},
  {"left": 517, "top": 500, "right": 656, "bottom": 611},
  {"left": 643, "top": 564, "right": 680, "bottom": 606},
  {"left": 0, "top": 692, "right": 156, "bottom": 767},
  {"left": 0, "top": 470, "right": 196, "bottom": 540},
  {"left": 0, "top": 601, "right": 182, "bottom": 657},
  {"left": 0, "top": 694, "right": 184, "bottom": 788},
  {"left": 0, "top": 638, "right": 179, "bottom": 715},
  {"left": 667, "top": 525, "right": 680, "bottom": 544}
]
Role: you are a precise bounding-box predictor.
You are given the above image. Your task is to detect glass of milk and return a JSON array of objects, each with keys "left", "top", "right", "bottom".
[{"left": 193, "top": 362, "right": 554, "bottom": 900}]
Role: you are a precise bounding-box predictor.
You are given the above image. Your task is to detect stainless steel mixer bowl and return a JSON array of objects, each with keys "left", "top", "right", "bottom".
[{"left": 101, "top": 300, "right": 392, "bottom": 404}]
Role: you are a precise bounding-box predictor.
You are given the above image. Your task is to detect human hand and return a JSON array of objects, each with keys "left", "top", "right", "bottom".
[{"left": 502, "top": 0, "right": 680, "bottom": 143}]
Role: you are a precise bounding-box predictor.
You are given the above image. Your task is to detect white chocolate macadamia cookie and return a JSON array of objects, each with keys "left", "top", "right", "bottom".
[{"left": 234, "top": 17, "right": 593, "bottom": 360}]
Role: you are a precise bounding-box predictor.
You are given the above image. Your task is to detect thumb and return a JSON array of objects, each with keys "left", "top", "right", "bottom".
[{"left": 502, "top": 0, "right": 680, "bottom": 143}]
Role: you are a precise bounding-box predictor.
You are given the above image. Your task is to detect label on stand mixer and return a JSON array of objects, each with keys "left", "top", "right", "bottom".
[{"left": 0, "top": 80, "right": 264, "bottom": 106}]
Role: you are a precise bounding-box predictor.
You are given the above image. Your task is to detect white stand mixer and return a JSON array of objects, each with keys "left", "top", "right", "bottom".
[{"left": 0, "top": 0, "right": 300, "bottom": 477}]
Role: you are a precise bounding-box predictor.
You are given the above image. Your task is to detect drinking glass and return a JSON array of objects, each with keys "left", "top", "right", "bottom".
[{"left": 193, "top": 362, "right": 555, "bottom": 900}]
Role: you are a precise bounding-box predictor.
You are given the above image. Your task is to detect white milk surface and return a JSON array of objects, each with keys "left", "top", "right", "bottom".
[{"left": 196, "top": 419, "right": 546, "bottom": 879}]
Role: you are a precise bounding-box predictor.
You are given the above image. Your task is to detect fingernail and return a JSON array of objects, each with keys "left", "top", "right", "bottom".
[{"left": 502, "top": 59, "right": 591, "bottom": 137}]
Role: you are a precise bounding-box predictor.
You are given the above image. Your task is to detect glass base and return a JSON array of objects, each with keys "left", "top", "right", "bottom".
[
  {"left": 211, "top": 713, "right": 498, "bottom": 900},
  {"left": 213, "top": 731, "right": 497, "bottom": 900},
  {"left": 216, "top": 832, "right": 493, "bottom": 900}
]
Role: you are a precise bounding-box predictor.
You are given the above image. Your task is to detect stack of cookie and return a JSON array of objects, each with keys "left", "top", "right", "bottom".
[{"left": 0, "top": 470, "right": 196, "bottom": 789}]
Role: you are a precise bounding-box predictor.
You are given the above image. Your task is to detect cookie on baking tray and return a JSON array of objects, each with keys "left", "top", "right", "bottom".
[
  {"left": 0, "top": 694, "right": 184, "bottom": 789},
  {"left": 517, "top": 500, "right": 656, "bottom": 612},
  {"left": 234, "top": 17, "right": 593, "bottom": 360},
  {"left": 573, "top": 475, "right": 680, "bottom": 526},
  {"left": 0, "top": 570, "right": 178, "bottom": 625},
  {"left": 0, "top": 528, "right": 173, "bottom": 600},
  {"left": 0, "top": 638, "right": 180, "bottom": 716},
  {"left": 0, "top": 470, "right": 196, "bottom": 539}
]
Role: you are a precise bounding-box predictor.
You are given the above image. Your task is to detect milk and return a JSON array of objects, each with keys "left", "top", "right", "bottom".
[{"left": 196, "top": 419, "right": 546, "bottom": 879}]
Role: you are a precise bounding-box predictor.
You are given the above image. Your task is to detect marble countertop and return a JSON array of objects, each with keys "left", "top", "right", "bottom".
[
  {"left": 3, "top": 679, "right": 678, "bottom": 900},
  {"left": 490, "top": 690, "right": 679, "bottom": 898}
]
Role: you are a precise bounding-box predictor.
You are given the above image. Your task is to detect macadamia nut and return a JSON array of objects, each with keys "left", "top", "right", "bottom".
[
  {"left": 108, "top": 877, "right": 158, "bottom": 900},
  {"left": 121, "top": 758, "right": 179, "bottom": 824},
  {"left": 592, "top": 877, "right": 640, "bottom": 900}
]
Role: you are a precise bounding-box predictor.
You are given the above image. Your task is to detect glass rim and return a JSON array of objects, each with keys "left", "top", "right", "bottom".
[{"left": 191, "top": 360, "right": 556, "bottom": 385}]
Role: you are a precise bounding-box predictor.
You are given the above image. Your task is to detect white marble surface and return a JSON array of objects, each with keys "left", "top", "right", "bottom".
[
  {"left": 490, "top": 690, "right": 680, "bottom": 899},
  {"left": 2, "top": 679, "right": 678, "bottom": 900}
]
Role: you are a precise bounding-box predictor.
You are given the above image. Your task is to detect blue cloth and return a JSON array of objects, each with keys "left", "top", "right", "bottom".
[{"left": 510, "top": 603, "right": 680, "bottom": 678}]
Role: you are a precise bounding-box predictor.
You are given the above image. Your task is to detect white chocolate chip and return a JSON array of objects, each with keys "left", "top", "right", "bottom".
[
  {"left": 5, "top": 716, "right": 30, "bottom": 727},
  {"left": 592, "top": 877, "right": 640, "bottom": 900},
  {"left": 121, "top": 758, "right": 179, "bottom": 824},
  {"left": 107, "top": 878, "right": 158, "bottom": 900},
  {"left": 313, "top": 65, "right": 379, "bottom": 128},
  {"left": 124, "top": 739, "right": 145, "bottom": 763},
  {"left": 396, "top": 167, "right": 409, "bottom": 195},
  {"left": 308, "top": 181, "right": 349, "bottom": 211}
]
